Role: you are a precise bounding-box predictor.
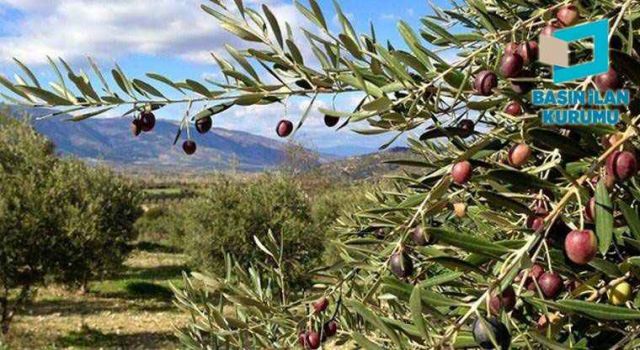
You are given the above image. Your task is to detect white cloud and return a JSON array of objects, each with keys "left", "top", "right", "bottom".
[{"left": 0, "top": 0, "right": 304, "bottom": 65}]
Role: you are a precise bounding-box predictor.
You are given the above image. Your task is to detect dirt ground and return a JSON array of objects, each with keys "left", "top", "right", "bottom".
[{"left": 1, "top": 244, "right": 189, "bottom": 349}]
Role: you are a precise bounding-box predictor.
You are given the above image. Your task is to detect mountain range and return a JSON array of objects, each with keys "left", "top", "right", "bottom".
[{"left": 9, "top": 106, "right": 331, "bottom": 172}]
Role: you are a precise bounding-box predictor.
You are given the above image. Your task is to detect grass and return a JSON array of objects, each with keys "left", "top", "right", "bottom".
[{"left": 1, "top": 242, "right": 189, "bottom": 349}]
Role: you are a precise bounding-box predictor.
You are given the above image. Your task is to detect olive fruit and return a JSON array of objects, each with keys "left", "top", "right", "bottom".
[
  {"left": 541, "top": 22, "right": 560, "bottom": 36},
  {"left": 306, "top": 331, "right": 321, "bottom": 349},
  {"left": 298, "top": 332, "right": 307, "bottom": 347},
  {"left": 538, "top": 272, "right": 563, "bottom": 299},
  {"left": 585, "top": 197, "right": 596, "bottom": 222},
  {"left": 389, "top": 250, "right": 413, "bottom": 278},
  {"left": 606, "top": 150, "right": 637, "bottom": 182},
  {"left": 140, "top": 111, "right": 156, "bottom": 132},
  {"left": 182, "top": 140, "right": 197, "bottom": 155},
  {"left": 276, "top": 119, "right": 294, "bottom": 138},
  {"left": 564, "top": 230, "right": 598, "bottom": 265},
  {"left": 323, "top": 321, "right": 338, "bottom": 337},
  {"left": 195, "top": 116, "right": 213, "bottom": 134},
  {"left": 527, "top": 215, "right": 545, "bottom": 233},
  {"left": 508, "top": 143, "right": 532, "bottom": 167},
  {"left": 504, "top": 42, "right": 519, "bottom": 56},
  {"left": 521, "top": 264, "right": 545, "bottom": 290},
  {"left": 518, "top": 41, "right": 539, "bottom": 65},
  {"left": 457, "top": 119, "right": 475, "bottom": 138},
  {"left": 131, "top": 119, "right": 142, "bottom": 137},
  {"left": 472, "top": 317, "right": 511, "bottom": 350},
  {"left": 324, "top": 115, "right": 339, "bottom": 127},
  {"left": 556, "top": 5, "right": 579, "bottom": 27},
  {"left": 411, "top": 226, "right": 429, "bottom": 246},
  {"left": 452, "top": 161, "right": 473, "bottom": 185},
  {"left": 595, "top": 68, "right": 622, "bottom": 92},
  {"left": 504, "top": 101, "right": 523, "bottom": 116},
  {"left": 474, "top": 70, "right": 498, "bottom": 96},
  {"left": 312, "top": 297, "right": 329, "bottom": 314},
  {"left": 500, "top": 54, "right": 524, "bottom": 78},
  {"left": 453, "top": 202, "right": 467, "bottom": 218},
  {"left": 607, "top": 281, "right": 633, "bottom": 306},
  {"left": 489, "top": 286, "right": 516, "bottom": 314}
]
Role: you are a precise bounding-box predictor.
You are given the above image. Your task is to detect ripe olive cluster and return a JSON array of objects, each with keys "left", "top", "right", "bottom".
[
  {"left": 298, "top": 297, "right": 338, "bottom": 349},
  {"left": 131, "top": 108, "right": 214, "bottom": 156}
]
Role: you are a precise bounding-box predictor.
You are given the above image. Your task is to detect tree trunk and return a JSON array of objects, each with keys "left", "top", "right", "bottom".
[{"left": 1, "top": 288, "right": 10, "bottom": 335}]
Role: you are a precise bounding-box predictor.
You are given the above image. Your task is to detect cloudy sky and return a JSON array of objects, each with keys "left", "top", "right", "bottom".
[{"left": 0, "top": 0, "right": 449, "bottom": 154}]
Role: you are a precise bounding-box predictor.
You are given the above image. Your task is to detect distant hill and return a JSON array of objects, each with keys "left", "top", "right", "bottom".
[{"left": 8, "top": 106, "right": 332, "bottom": 172}]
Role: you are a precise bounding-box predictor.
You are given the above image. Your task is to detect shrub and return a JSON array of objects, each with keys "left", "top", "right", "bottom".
[
  {"left": 179, "top": 175, "right": 323, "bottom": 289},
  {"left": 49, "top": 160, "right": 142, "bottom": 291},
  {"left": 134, "top": 203, "right": 187, "bottom": 245},
  {"left": 0, "top": 114, "right": 62, "bottom": 333},
  {"left": 0, "top": 114, "right": 141, "bottom": 333}
]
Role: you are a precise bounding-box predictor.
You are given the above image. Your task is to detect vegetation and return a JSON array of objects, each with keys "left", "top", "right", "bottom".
[
  {"left": 50, "top": 160, "right": 142, "bottom": 291},
  {"left": 1, "top": 244, "right": 188, "bottom": 349},
  {"left": 0, "top": 115, "right": 141, "bottom": 334},
  {"left": 3, "top": 0, "right": 640, "bottom": 349}
]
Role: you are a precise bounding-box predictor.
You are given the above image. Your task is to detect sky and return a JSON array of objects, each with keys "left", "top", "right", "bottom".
[{"left": 0, "top": 0, "right": 450, "bottom": 154}]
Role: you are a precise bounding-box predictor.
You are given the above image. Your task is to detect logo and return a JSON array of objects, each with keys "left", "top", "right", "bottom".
[
  {"left": 534, "top": 19, "right": 629, "bottom": 125},
  {"left": 539, "top": 19, "right": 609, "bottom": 84}
]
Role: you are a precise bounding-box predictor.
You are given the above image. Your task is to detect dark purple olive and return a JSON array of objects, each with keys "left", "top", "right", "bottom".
[
  {"left": 472, "top": 317, "right": 511, "bottom": 350},
  {"left": 140, "top": 111, "right": 156, "bottom": 132},
  {"left": 312, "top": 297, "right": 329, "bottom": 314},
  {"left": 195, "top": 116, "right": 213, "bottom": 134},
  {"left": 489, "top": 286, "right": 516, "bottom": 314},
  {"left": 474, "top": 70, "right": 498, "bottom": 96},
  {"left": 324, "top": 115, "right": 339, "bottom": 127},
  {"left": 538, "top": 272, "right": 563, "bottom": 299},
  {"left": 323, "top": 321, "right": 338, "bottom": 337},
  {"left": 557, "top": 5, "right": 579, "bottom": 27},
  {"left": 606, "top": 150, "right": 637, "bottom": 182},
  {"left": 500, "top": 54, "right": 524, "bottom": 78},
  {"left": 504, "top": 101, "right": 523, "bottom": 116},
  {"left": 276, "top": 119, "right": 294, "bottom": 138},
  {"left": 518, "top": 41, "right": 538, "bottom": 65},
  {"left": 457, "top": 119, "right": 475, "bottom": 138},
  {"left": 595, "top": 68, "right": 622, "bottom": 92},
  {"left": 411, "top": 226, "right": 429, "bottom": 246},
  {"left": 504, "top": 42, "right": 519, "bottom": 56},
  {"left": 389, "top": 250, "right": 413, "bottom": 278},
  {"left": 130, "top": 119, "right": 142, "bottom": 137},
  {"left": 182, "top": 140, "right": 197, "bottom": 155},
  {"left": 306, "top": 331, "right": 320, "bottom": 349}
]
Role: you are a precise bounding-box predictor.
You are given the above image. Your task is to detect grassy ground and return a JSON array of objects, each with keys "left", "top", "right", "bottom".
[{"left": 2, "top": 242, "right": 189, "bottom": 349}]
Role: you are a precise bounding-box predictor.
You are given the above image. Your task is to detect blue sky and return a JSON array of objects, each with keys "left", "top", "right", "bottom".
[{"left": 0, "top": 0, "right": 450, "bottom": 154}]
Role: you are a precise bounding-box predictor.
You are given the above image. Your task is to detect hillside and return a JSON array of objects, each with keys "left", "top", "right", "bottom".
[{"left": 8, "top": 106, "right": 327, "bottom": 172}]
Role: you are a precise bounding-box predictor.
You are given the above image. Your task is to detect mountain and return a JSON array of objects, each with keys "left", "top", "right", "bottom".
[{"left": 9, "top": 106, "right": 330, "bottom": 172}]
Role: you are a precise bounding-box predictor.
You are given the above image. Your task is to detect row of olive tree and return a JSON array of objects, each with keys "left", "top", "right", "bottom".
[{"left": 0, "top": 113, "right": 141, "bottom": 334}]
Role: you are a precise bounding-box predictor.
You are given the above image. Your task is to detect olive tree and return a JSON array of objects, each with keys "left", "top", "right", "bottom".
[
  {"left": 0, "top": 114, "right": 61, "bottom": 334},
  {"left": 4, "top": 0, "right": 640, "bottom": 348},
  {"left": 49, "top": 160, "right": 142, "bottom": 292}
]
